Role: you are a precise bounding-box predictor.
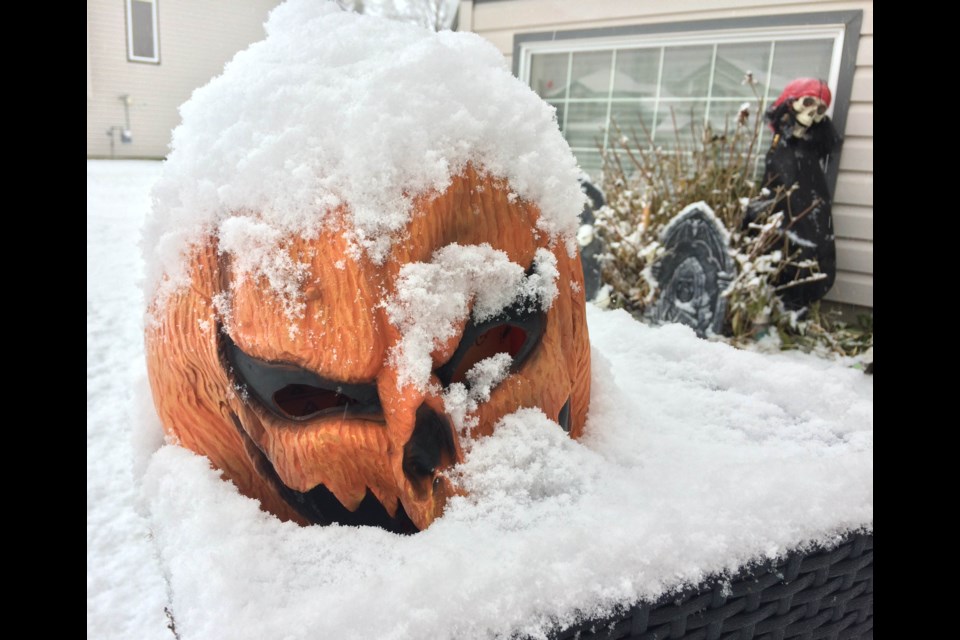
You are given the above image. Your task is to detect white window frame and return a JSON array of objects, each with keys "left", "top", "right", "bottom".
[
  {"left": 519, "top": 26, "right": 844, "bottom": 152},
  {"left": 126, "top": 0, "right": 160, "bottom": 64},
  {"left": 513, "top": 11, "right": 862, "bottom": 193},
  {"left": 518, "top": 25, "right": 846, "bottom": 103}
]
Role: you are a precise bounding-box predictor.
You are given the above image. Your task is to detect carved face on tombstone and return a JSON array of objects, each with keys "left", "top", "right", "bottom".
[
  {"left": 663, "top": 257, "right": 709, "bottom": 326},
  {"left": 145, "top": 165, "right": 592, "bottom": 534},
  {"left": 650, "top": 203, "right": 734, "bottom": 338}
]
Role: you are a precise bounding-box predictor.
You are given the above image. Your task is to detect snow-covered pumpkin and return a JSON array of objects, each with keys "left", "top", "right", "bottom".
[
  {"left": 142, "top": 2, "right": 592, "bottom": 533},
  {"left": 146, "top": 164, "right": 590, "bottom": 532}
]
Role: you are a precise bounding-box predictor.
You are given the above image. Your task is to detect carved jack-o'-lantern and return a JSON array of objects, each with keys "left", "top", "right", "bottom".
[
  {"left": 143, "top": 2, "right": 591, "bottom": 533},
  {"left": 145, "top": 165, "right": 591, "bottom": 533}
]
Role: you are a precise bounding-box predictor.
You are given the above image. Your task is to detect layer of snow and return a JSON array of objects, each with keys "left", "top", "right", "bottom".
[
  {"left": 91, "top": 160, "right": 871, "bottom": 640},
  {"left": 87, "top": 161, "right": 170, "bottom": 640},
  {"left": 384, "top": 244, "right": 557, "bottom": 390},
  {"left": 143, "top": 0, "right": 583, "bottom": 308},
  {"left": 442, "top": 352, "right": 513, "bottom": 433},
  {"left": 659, "top": 200, "right": 732, "bottom": 246}
]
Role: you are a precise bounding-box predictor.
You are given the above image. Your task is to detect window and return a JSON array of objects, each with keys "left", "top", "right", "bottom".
[
  {"left": 126, "top": 0, "right": 159, "bottom": 63},
  {"left": 515, "top": 12, "right": 861, "bottom": 189}
]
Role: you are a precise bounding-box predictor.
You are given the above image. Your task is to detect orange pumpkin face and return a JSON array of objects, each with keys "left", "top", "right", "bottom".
[{"left": 145, "top": 165, "right": 591, "bottom": 532}]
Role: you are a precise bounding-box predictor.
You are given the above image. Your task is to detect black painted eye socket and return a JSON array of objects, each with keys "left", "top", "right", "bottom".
[
  {"left": 801, "top": 97, "right": 828, "bottom": 115},
  {"left": 223, "top": 334, "right": 382, "bottom": 422},
  {"left": 435, "top": 295, "right": 546, "bottom": 388}
]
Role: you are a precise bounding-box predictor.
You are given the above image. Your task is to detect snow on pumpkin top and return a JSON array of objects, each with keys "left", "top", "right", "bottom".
[{"left": 142, "top": 0, "right": 584, "bottom": 304}]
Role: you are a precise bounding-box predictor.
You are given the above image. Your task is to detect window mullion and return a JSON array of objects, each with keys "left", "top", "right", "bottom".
[
  {"left": 562, "top": 52, "right": 573, "bottom": 135},
  {"left": 756, "top": 40, "right": 778, "bottom": 178},
  {"left": 704, "top": 43, "right": 718, "bottom": 130},
  {"left": 651, "top": 46, "right": 665, "bottom": 144},
  {"left": 602, "top": 49, "right": 617, "bottom": 154}
]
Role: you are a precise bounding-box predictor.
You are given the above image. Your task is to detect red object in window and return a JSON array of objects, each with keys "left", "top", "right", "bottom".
[{"left": 772, "top": 78, "right": 831, "bottom": 108}]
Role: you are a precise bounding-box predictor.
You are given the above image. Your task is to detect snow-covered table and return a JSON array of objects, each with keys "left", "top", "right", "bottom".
[
  {"left": 137, "top": 309, "right": 872, "bottom": 640},
  {"left": 554, "top": 532, "right": 872, "bottom": 639},
  {"left": 87, "top": 160, "right": 872, "bottom": 640}
]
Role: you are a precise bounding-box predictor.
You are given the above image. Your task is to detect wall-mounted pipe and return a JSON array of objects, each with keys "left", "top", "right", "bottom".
[{"left": 106, "top": 95, "right": 134, "bottom": 156}]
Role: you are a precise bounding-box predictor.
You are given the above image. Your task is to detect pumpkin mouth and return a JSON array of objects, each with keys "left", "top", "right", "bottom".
[
  {"left": 229, "top": 411, "right": 421, "bottom": 534},
  {"left": 221, "top": 332, "right": 456, "bottom": 533},
  {"left": 220, "top": 333, "right": 423, "bottom": 531}
]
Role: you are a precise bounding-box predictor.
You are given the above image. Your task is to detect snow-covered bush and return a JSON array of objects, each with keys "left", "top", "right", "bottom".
[{"left": 595, "top": 75, "right": 872, "bottom": 358}]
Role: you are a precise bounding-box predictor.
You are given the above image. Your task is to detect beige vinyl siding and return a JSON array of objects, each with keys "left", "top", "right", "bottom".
[
  {"left": 463, "top": 0, "right": 873, "bottom": 309},
  {"left": 87, "top": 0, "right": 281, "bottom": 159}
]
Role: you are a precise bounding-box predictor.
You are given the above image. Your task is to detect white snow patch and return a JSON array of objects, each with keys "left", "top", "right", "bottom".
[
  {"left": 577, "top": 223, "right": 595, "bottom": 246},
  {"left": 785, "top": 230, "right": 817, "bottom": 248},
  {"left": 217, "top": 215, "right": 312, "bottom": 323},
  {"left": 442, "top": 352, "right": 513, "bottom": 434},
  {"left": 143, "top": 0, "right": 583, "bottom": 309},
  {"left": 384, "top": 244, "right": 558, "bottom": 390},
  {"left": 660, "top": 201, "right": 731, "bottom": 245},
  {"left": 88, "top": 160, "right": 175, "bottom": 640}
]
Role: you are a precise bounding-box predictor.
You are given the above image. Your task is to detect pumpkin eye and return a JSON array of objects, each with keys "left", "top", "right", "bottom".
[
  {"left": 223, "top": 334, "right": 382, "bottom": 422},
  {"left": 435, "top": 296, "right": 546, "bottom": 388}
]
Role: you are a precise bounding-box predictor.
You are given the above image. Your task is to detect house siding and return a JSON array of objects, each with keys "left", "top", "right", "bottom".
[
  {"left": 86, "top": 0, "right": 280, "bottom": 159},
  {"left": 462, "top": 0, "right": 873, "bottom": 309}
]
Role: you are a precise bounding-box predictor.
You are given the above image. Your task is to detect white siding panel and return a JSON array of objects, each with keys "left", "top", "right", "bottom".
[
  {"left": 87, "top": 0, "right": 281, "bottom": 158},
  {"left": 481, "top": 29, "right": 514, "bottom": 54},
  {"left": 849, "top": 67, "right": 872, "bottom": 103},
  {"left": 824, "top": 272, "right": 872, "bottom": 307},
  {"left": 833, "top": 205, "right": 872, "bottom": 241},
  {"left": 856, "top": 35, "right": 872, "bottom": 65},
  {"left": 834, "top": 172, "right": 872, "bottom": 207},
  {"left": 458, "top": 0, "right": 474, "bottom": 31},
  {"left": 843, "top": 104, "right": 873, "bottom": 137},
  {"left": 474, "top": 0, "right": 873, "bottom": 33},
  {"left": 837, "top": 137, "right": 872, "bottom": 172},
  {"left": 859, "top": 3, "right": 872, "bottom": 34},
  {"left": 834, "top": 239, "right": 872, "bottom": 274}
]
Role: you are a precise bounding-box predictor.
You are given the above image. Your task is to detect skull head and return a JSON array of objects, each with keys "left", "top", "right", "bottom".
[
  {"left": 774, "top": 77, "right": 832, "bottom": 130},
  {"left": 145, "top": 165, "right": 591, "bottom": 533},
  {"left": 792, "top": 95, "right": 828, "bottom": 128}
]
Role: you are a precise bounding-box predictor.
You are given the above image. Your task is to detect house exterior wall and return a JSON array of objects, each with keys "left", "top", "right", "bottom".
[
  {"left": 460, "top": 0, "right": 873, "bottom": 309},
  {"left": 86, "top": 0, "right": 281, "bottom": 159}
]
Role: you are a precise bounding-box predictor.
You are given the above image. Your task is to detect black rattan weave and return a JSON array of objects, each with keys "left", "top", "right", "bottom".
[{"left": 550, "top": 532, "right": 873, "bottom": 640}]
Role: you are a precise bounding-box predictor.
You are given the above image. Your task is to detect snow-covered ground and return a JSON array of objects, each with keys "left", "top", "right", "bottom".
[
  {"left": 87, "top": 160, "right": 872, "bottom": 640},
  {"left": 87, "top": 160, "right": 171, "bottom": 640}
]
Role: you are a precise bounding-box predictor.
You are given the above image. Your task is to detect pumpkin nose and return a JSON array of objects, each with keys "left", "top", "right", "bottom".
[{"left": 402, "top": 404, "right": 456, "bottom": 499}]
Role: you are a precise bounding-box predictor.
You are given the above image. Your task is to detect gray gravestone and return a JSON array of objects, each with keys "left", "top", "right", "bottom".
[{"left": 649, "top": 203, "right": 734, "bottom": 338}]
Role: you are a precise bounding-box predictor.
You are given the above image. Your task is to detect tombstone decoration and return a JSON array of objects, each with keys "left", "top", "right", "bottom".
[
  {"left": 576, "top": 179, "right": 605, "bottom": 301},
  {"left": 649, "top": 203, "right": 735, "bottom": 338},
  {"left": 752, "top": 78, "right": 842, "bottom": 310},
  {"left": 143, "top": 7, "right": 592, "bottom": 535}
]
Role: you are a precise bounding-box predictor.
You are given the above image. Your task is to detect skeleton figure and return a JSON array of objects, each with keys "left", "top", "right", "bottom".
[{"left": 761, "top": 78, "right": 842, "bottom": 309}]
